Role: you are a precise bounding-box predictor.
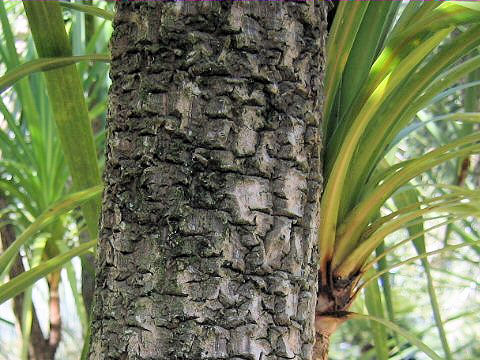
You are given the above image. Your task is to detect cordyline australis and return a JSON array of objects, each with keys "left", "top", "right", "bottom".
[{"left": 1, "top": 0, "right": 479, "bottom": 359}]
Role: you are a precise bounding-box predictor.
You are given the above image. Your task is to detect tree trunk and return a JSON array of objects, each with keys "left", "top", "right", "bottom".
[{"left": 90, "top": 1, "right": 328, "bottom": 359}]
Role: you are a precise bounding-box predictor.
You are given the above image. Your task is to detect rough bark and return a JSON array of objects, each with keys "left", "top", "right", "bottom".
[{"left": 90, "top": 1, "right": 327, "bottom": 359}]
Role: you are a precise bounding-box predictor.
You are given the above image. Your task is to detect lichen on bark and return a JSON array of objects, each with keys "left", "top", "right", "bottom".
[{"left": 90, "top": 1, "right": 328, "bottom": 359}]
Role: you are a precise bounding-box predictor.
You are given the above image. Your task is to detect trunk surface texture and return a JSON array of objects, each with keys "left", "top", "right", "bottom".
[{"left": 90, "top": 1, "right": 327, "bottom": 359}]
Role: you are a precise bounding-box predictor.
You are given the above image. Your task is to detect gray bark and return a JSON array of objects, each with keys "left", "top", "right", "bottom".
[{"left": 90, "top": 1, "right": 327, "bottom": 359}]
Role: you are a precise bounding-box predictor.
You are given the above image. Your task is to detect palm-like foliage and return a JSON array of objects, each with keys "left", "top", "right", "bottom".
[
  {"left": 0, "top": 1, "right": 478, "bottom": 359},
  {"left": 321, "top": 1, "right": 480, "bottom": 359},
  {"left": 0, "top": 1, "right": 111, "bottom": 358}
]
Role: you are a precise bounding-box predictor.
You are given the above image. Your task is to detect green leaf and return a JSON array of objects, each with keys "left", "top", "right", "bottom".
[
  {"left": 0, "top": 54, "right": 110, "bottom": 94},
  {"left": 336, "top": 198, "right": 478, "bottom": 277},
  {"left": 366, "top": 216, "right": 466, "bottom": 274},
  {"left": 56, "top": 240, "right": 88, "bottom": 335},
  {"left": 349, "top": 28, "right": 480, "bottom": 205},
  {"left": 23, "top": 1, "right": 103, "bottom": 238},
  {"left": 374, "top": 241, "right": 398, "bottom": 349},
  {"left": 323, "top": 1, "right": 369, "bottom": 138},
  {"left": 19, "top": 239, "right": 44, "bottom": 360},
  {"left": 0, "top": 240, "right": 96, "bottom": 305},
  {"left": 319, "top": 28, "right": 451, "bottom": 279},
  {"left": 393, "top": 188, "right": 453, "bottom": 360},
  {"left": 20, "top": 286, "right": 33, "bottom": 360},
  {"left": 350, "top": 312, "right": 443, "bottom": 360},
  {"left": 364, "top": 270, "right": 390, "bottom": 360},
  {"left": 390, "top": 111, "right": 480, "bottom": 153},
  {"left": 337, "top": 2, "right": 400, "bottom": 129},
  {"left": 0, "top": 1, "right": 44, "bottom": 167},
  {"left": 0, "top": 185, "right": 102, "bottom": 277},
  {"left": 361, "top": 240, "right": 480, "bottom": 292},
  {"left": 59, "top": 1, "right": 114, "bottom": 21},
  {"left": 333, "top": 133, "right": 480, "bottom": 267}
]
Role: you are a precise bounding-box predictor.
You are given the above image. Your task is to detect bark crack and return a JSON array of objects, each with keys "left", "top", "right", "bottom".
[{"left": 90, "top": 1, "right": 327, "bottom": 359}]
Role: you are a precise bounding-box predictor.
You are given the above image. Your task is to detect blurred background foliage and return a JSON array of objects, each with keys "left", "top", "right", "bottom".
[
  {"left": 0, "top": 1, "right": 478, "bottom": 359},
  {"left": 0, "top": 1, "right": 111, "bottom": 359}
]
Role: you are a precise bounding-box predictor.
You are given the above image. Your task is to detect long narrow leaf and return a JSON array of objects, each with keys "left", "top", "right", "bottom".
[
  {"left": 338, "top": 2, "right": 400, "bottom": 124},
  {"left": 336, "top": 200, "right": 479, "bottom": 277},
  {"left": 23, "top": 1, "right": 102, "bottom": 238},
  {"left": 323, "top": 1, "right": 369, "bottom": 136},
  {"left": 360, "top": 241, "right": 480, "bottom": 292},
  {"left": 0, "top": 185, "right": 102, "bottom": 277},
  {"left": 0, "top": 240, "right": 96, "bottom": 305},
  {"left": 393, "top": 189, "right": 453, "bottom": 360},
  {"left": 319, "top": 29, "right": 450, "bottom": 279},
  {"left": 350, "top": 313, "right": 443, "bottom": 360},
  {"left": 350, "top": 27, "right": 480, "bottom": 203},
  {"left": 364, "top": 270, "right": 390, "bottom": 360},
  {"left": 0, "top": 54, "right": 110, "bottom": 94},
  {"left": 59, "top": 2, "right": 114, "bottom": 21},
  {"left": 334, "top": 134, "right": 480, "bottom": 263}
]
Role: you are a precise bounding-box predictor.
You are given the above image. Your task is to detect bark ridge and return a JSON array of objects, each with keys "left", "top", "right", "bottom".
[{"left": 90, "top": 1, "right": 327, "bottom": 359}]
